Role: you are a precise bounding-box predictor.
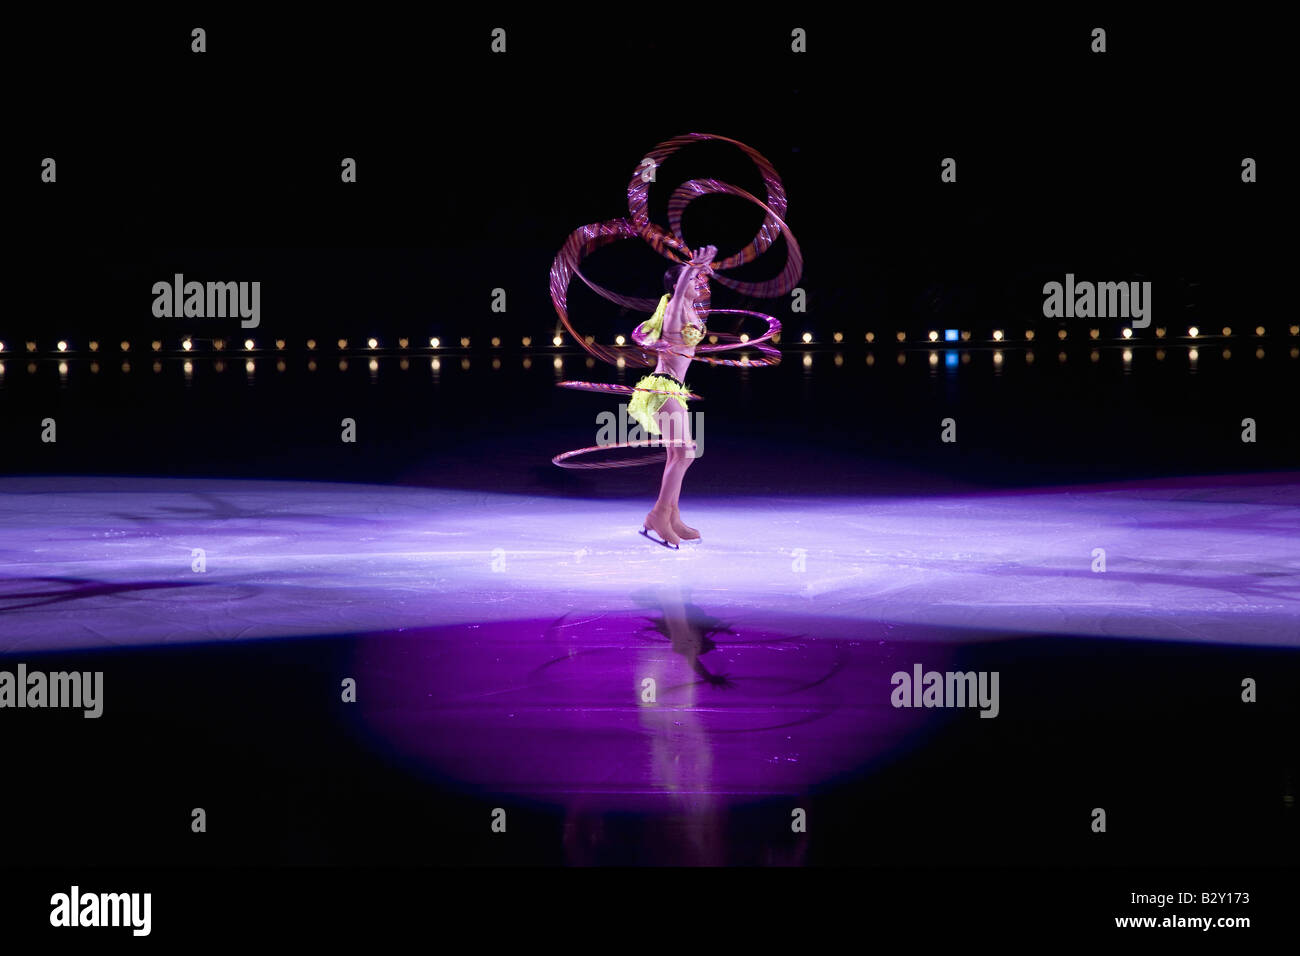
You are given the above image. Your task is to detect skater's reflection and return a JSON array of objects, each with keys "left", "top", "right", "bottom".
[
  {"left": 637, "top": 585, "right": 736, "bottom": 688},
  {"left": 640, "top": 584, "right": 730, "bottom": 863}
]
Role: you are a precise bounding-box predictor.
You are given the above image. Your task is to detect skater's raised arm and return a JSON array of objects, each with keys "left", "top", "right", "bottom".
[{"left": 663, "top": 245, "right": 716, "bottom": 339}]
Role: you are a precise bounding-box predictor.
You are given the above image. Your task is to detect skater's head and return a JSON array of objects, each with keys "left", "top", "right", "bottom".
[
  {"left": 665, "top": 263, "right": 706, "bottom": 302},
  {"left": 663, "top": 263, "right": 686, "bottom": 295}
]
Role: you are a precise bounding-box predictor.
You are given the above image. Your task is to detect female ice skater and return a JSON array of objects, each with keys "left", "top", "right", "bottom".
[{"left": 628, "top": 244, "right": 717, "bottom": 548}]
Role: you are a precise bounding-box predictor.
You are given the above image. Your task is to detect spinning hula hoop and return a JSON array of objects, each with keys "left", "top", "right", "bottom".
[{"left": 549, "top": 133, "right": 801, "bottom": 467}]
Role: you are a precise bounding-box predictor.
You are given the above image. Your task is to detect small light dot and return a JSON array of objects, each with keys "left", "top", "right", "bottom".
[
  {"left": 429, "top": 337, "right": 440, "bottom": 349},
  {"left": 245, "top": 339, "right": 255, "bottom": 351},
  {"left": 461, "top": 337, "right": 471, "bottom": 348},
  {"left": 895, "top": 332, "right": 905, "bottom": 343},
  {"left": 992, "top": 330, "right": 1003, "bottom": 342},
  {"left": 306, "top": 339, "right": 317, "bottom": 350},
  {"left": 57, "top": 340, "right": 68, "bottom": 352},
  {"left": 833, "top": 332, "right": 843, "bottom": 343},
  {"left": 802, "top": 332, "right": 812, "bottom": 344},
  {"left": 552, "top": 335, "right": 563, "bottom": 346},
  {"left": 338, "top": 339, "right": 348, "bottom": 349},
  {"left": 522, "top": 336, "right": 532, "bottom": 347},
  {"left": 151, "top": 340, "right": 162, "bottom": 352},
  {"left": 182, "top": 339, "right": 193, "bottom": 351},
  {"left": 398, "top": 338, "right": 409, "bottom": 349},
  {"left": 275, "top": 339, "right": 286, "bottom": 350},
  {"left": 120, "top": 341, "right": 130, "bottom": 352},
  {"left": 1057, "top": 329, "right": 1068, "bottom": 340},
  {"left": 865, "top": 332, "right": 875, "bottom": 343},
  {"left": 615, "top": 335, "right": 626, "bottom": 346},
  {"left": 927, "top": 331, "right": 938, "bottom": 342},
  {"left": 1255, "top": 326, "right": 1265, "bottom": 337},
  {"left": 1088, "top": 329, "right": 1099, "bottom": 340},
  {"left": 368, "top": 338, "right": 378, "bottom": 349},
  {"left": 491, "top": 337, "right": 501, "bottom": 347},
  {"left": 1122, "top": 328, "right": 1133, "bottom": 339},
  {"left": 1024, "top": 330, "right": 1035, "bottom": 342},
  {"left": 1188, "top": 327, "right": 1199, "bottom": 338},
  {"left": 1222, "top": 327, "right": 1232, "bottom": 337}
]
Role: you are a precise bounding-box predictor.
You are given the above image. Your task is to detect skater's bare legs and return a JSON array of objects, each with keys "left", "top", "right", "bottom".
[{"left": 643, "top": 398, "right": 697, "bottom": 544}]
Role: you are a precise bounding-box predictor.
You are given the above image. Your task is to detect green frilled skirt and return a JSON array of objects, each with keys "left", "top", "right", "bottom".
[{"left": 627, "top": 373, "right": 690, "bottom": 436}]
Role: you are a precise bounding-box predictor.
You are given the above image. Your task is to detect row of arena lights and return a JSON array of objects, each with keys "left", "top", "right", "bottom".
[
  {"left": 6, "top": 346, "right": 1294, "bottom": 380},
  {"left": 2, "top": 326, "right": 1298, "bottom": 355}
]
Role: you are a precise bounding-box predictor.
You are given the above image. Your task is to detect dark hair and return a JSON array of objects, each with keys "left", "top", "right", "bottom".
[{"left": 663, "top": 264, "right": 686, "bottom": 294}]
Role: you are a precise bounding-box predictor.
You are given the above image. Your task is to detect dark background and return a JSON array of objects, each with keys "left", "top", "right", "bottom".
[
  {"left": 4, "top": 11, "right": 1294, "bottom": 488},
  {"left": 1, "top": 8, "right": 1295, "bottom": 938}
]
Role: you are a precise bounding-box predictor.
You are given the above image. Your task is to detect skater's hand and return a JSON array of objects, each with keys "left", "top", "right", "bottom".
[{"left": 690, "top": 245, "right": 717, "bottom": 275}]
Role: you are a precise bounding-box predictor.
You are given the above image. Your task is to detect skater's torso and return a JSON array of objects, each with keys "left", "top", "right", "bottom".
[{"left": 656, "top": 300, "right": 702, "bottom": 384}]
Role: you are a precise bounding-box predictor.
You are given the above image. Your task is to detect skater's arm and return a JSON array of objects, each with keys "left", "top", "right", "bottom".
[
  {"left": 663, "top": 246, "right": 716, "bottom": 339},
  {"left": 662, "top": 269, "right": 696, "bottom": 337}
]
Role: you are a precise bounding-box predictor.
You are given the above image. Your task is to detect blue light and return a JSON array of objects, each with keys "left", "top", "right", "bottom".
[
  {"left": 945, "top": 350, "right": 959, "bottom": 369},
  {"left": 944, "top": 329, "right": 959, "bottom": 342}
]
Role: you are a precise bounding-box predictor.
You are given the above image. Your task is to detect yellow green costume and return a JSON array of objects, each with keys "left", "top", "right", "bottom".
[
  {"left": 627, "top": 294, "right": 705, "bottom": 436},
  {"left": 628, "top": 372, "right": 692, "bottom": 436},
  {"left": 634, "top": 294, "right": 707, "bottom": 348}
]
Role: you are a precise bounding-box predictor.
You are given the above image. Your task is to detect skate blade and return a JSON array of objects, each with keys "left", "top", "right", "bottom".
[{"left": 639, "top": 526, "right": 680, "bottom": 550}]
